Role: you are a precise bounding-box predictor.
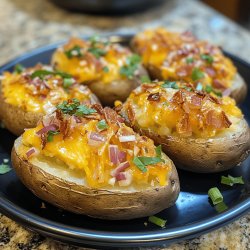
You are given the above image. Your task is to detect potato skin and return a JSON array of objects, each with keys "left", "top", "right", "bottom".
[
  {"left": 88, "top": 65, "right": 148, "bottom": 106},
  {"left": 121, "top": 111, "right": 250, "bottom": 173},
  {"left": 0, "top": 85, "right": 100, "bottom": 136},
  {"left": 11, "top": 141, "right": 180, "bottom": 220},
  {"left": 230, "top": 73, "right": 247, "bottom": 103}
]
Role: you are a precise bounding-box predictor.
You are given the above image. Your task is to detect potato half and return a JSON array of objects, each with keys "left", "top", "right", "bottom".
[
  {"left": 11, "top": 103, "right": 180, "bottom": 220},
  {"left": 131, "top": 28, "right": 247, "bottom": 103},
  {"left": 121, "top": 82, "right": 250, "bottom": 173},
  {"left": 0, "top": 65, "right": 99, "bottom": 135},
  {"left": 52, "top": 37, "right": 148, "bottom": 106}
]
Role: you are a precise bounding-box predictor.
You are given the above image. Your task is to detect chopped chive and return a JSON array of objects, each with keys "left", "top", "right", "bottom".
[
  {"left": 63, "top": 78, "right": 74, "bottom": 89},
  {"left": 120, "top": 54, "right": 141, "bottom": 79},
  {"left": 89, "top": 35, "right": 100, "bottom": 45},
  {"left": 133, "top": 157, "right": 147, "bottom": 172},
  {"left": 201, "top": 54, "right": 214, "bottom": 64},
  {"left": 14, "top": 64, "right": 25, "bottom": 74},
  {"left": 0, "top": 164, "right": 11, "bottom": 174},
  {"left": 214, "top": 201, "right": 228, "bottom": 213},
  {"left": 97, "top": 119, "right": 108, "bottom": 131},
  {"left": 161, "top": 81, "right": 179, "bottom": 89},
  {"left": 205, "top": 85, "right": 213, "bottom": 93},
  {"left": 191, "top": 68, "right": 204, "bottom": 81},
  {"left": 221, "top": 175, "right": 244, "bottom": 186},
  {"left": 65, "top": 45, "right": 83, "bottom": 59},
  {"left": 208, "top": 187, "right": 223, "bottom": 205},
  {"left": 186, "top": 57, "right": 194, "bottom": 64},
  {"left": 196, "top": 82, "right": 203, "bottom": 91},
  {"left": 102, "top": 66, "right": 109, "bottom": 73},
  {"left": 155, "top": 145, "right": 162, "bottom": 158},
  {"left": 148, "top": 216, "right": 167, "bottom": 228},
  {"left": 47, "top": 130, "right": 60, "bottom": 142},
  {"left": 88, "top": 47, "right": 106, "bottom": 58}
]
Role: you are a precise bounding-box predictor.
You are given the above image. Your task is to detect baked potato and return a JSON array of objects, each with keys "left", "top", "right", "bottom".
[
  {"left": 0, "top": 64, "right": 99, "bottom": 135},
  {"left": 120, "top": 81, "right": 250, "bottom": 173},
  {"left": 131, "top": 28, "right": 247, "bottom": 103},
  {"left": 11, "top": 99, "right": 180, "bottom": 220},
  {"left": 51, "top": 37, "right": 148, "bottom": 106}
]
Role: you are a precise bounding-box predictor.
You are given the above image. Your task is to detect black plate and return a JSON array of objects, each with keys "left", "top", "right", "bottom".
[{"left": 0, "top": 35, "right": 249, "bottom": 248}]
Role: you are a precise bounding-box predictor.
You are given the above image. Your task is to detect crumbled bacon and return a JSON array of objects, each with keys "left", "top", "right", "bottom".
[
  {"left": 92, "top": 103, "right": 104, "bottom": 116},
  {"left": 41, "top": 133, "right": 47, "bottom": 149},
  {"left": 221, "top": 111, "right": 232, "bottom": 128},
  {"left": 191, "top": 95, "right": 202, "bottom": 107},
  {"left": 205, "top": 95, "right": 222, "bottom": 105},
  {"left": 103, "top": 107, "right": 119, "bottom": 124},
  {"left": 172, "top": 90, "right": 185, "bottom": 104},
  {"left": 213, "top": 79, "right": 226, "bottom": 89},
  {"left": 141, "top": 83, "right": 157, "bottom": 91},
  {"left": 126, "top": 103, "right": 135, "bottom": 125},
  {"left": 176, "top": 114, "right": 192, "bottom": 136},
  {"left": 205, "top": 110, "right": 231, "bottom": 129},
  {"left": 147, "top": 92, "right": 160, "bottom": 102}
]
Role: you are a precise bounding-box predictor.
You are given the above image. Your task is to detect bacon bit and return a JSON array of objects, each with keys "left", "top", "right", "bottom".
[
  {"left": 36, "top": 124, "right": 58, "bottom": 135},
  {"left": 41, "top": 133, "right": 47, "bottom": 149},
  {"left": 182, "top": 102, "right": 190, "bottom": 113},
  {"left": 111, "top": 161, "right": 130, "bottom": 178},
  {"left": 118, "top": 151, "right": 127, "bottom": 163},
  {"left": 109, "top": 145, "right": 118, "bottom": 165},
  {"left": 176, "top": 66, "right": 188, "bottom": 77},
  {"left": 117, "top": 116, "right": 125, "bottom": 123},
  {"left": 141, "top": 83, "right": 157, "bottom": 91},
  {"left": 26, "top": 148, "right": 36, "bottom": 158},
  {"left": 191, "top": 95, "right": 202, "bottom": 107},
  {"left": 73, "top": 115, "right": 82, "bottom": 123},
  {"left": 213, "top": 79, "right": 226, "bottom": 89},
  {"left": 147, "top": 92, "right": 161, "bottom": 102},
  {"left": 116, "top": 172, "right": 126, "bottom": 181},
  {"left": 104, "top": 107, "right": 118, "bottom": 124},
  {"left": 172, "top": 90, "right": 185, "bottom": 104},
  {"left": 205, "top": 95, "right": 222, "bottom": 105},
  {"left": 205, "top": 67, "right": 216, "bottom": 77},
  {"left": 62, "top": 119, "right": 71, "bottom": 139},
  {"left": 92, "top": 103, "right": 104, "bottom": 116},
  {"left": 56, "top": 109, "right": 64, "bottom": 121},
  {"left": 176, "top": 114, "right": 192, "bottom": 136},
  {"left": 127, "top": 103, "right": 135, "bottom": 125},
  {"left": 114, "top": 103, "right": 123, "bottom": 113},
  {"left": 221, "top": 111, "right": 232, "bottom": 128}
]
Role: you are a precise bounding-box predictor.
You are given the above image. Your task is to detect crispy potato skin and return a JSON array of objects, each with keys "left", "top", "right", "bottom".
[
  {"left": 88, "top": 65, "right": 147, "bottom": 106},
  {"left": 121, "top": 111, "right": 250, "bottom": 173},
  {"left": 11, "top": 141, "right": 180, "bottom": 220},
  {"left": 0, "top": 85, "right": 100, "bottom": 136},
  {"left": 0, "top": 89, "right": 43, "bottom": 136}
]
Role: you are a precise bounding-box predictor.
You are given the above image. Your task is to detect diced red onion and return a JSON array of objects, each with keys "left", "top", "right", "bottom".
[
  {"left": 119, "top": 135, "right": 136, "bottom": 142},
  {"left": 87, "top": 132, "right": 106, "bottom": 146},
  {"left": 118, "top": 171, "right": 132, "bottom": 186},
  {"left": 73, "top": 115, "right": 82, "bottom": 123},
  {"left": 26, "top": 147, "right": 37, "bottom": 158},
  {"left": 111, "top": 161, "right": 130, "bottom": 177},
  {"left": 36, "top": 124, "right": 58, "bottom": 135},
  {"left": 118, "top": 151, "right": 127, "bottom": 163},
  {"left": 116, "top": 172, "right": 127, "bottom": 181},
  {"left": 109, "top": 145, "right": 118, "bottom": 165}
]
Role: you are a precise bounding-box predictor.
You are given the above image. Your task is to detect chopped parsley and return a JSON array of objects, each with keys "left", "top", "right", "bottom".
[
  {"left": 63, "top": 78, "right": 74, "bottom": 89},
  {"left": 204, "top": 85, "right": 222, "bottom": 97},
  {"left": 201, "top": 54, "right": 214, "bottom": 64},
  {"left": 161, "top": 80, "right": 179, "bottom": 89},
  {"left": 140, "top": 75, "right": 151, "bottom": 83},
  {"left": 120, "top": 54, "right": 141, "bottom": 79},
  {"left": 47, "top": 130, "right": 60, "bottom": 142},
  {"left": 0, "top": 163, "right": 11, "bottom": 174},
  {"left": 102, "top": 66, "right": 109, "bottom": 73},
  {"left": 88, "top": 47, "right": 106, "bottom": 58},
  {"left": 75, "top": 104, "right": 97, "bottom": 116},
  {"left": 97, "top": 119, "right": 108, "bottom": 131},
  {"left": 65, "top": 45, "right": 83, "bottom": 59},
  {"left": 186, "top": 57, "right": 194, "bottom": 64},
  {"left": 191, "top": 68, "right": 204, "bottom": 81},
  {"left": 14, "top": 64, "right": 25, "bottom": 74}
]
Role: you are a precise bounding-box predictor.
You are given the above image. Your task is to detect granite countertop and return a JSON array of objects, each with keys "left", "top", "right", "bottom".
[{"left": 0, "top": 0, "right": 249, "bottom": 249}]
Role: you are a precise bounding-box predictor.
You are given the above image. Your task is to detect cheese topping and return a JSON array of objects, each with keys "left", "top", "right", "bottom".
[
  {"left": 19, "top": 100, "right": 171, "bottom": 188},
  {"left": 52, "top": 37, "right": 141, "bottom": 84},
  {"left": 122, "top": 81, "right": 242, "bottom": 138},
  {"left": 1, "top": 64, "right": 95, "bottom": 113},
  {"left": 132, "top": 28, "right": 236, "bottom": 90}
]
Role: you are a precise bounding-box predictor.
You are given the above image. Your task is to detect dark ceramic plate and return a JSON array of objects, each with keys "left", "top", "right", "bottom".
[{"left": 0, "top": 35, "right": 249, "bottom": 248}]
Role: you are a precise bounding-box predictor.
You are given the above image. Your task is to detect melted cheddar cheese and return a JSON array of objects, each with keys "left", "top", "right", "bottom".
[
  {"left": 52, "top": 37, "right": 135, "bottom": 84},
  {"left": 123, "top": 82, "right": 242, "bottom": 138},
  {"left": 19, "top": 107, "right": 171, "bottom": 188},
  {"left": 1, "top": 65, "right": 95, "bottom": 113},
  {"left": 132, "top": 28, "right": 236, "bottom": 90}
]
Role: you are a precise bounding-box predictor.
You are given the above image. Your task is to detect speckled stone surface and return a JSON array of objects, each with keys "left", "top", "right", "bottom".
[{"left": 0, "top": 0, "right": 249, "bottom": 249}]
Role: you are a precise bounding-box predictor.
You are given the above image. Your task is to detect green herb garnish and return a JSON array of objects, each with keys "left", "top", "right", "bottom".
[
  {"left": 182, "top": 86, "right": 192, "bottom": 92},
  {"left": 0, "top": 163, "right": 11, "bottom": 174},
  {"left": 14, "top": 64, "right": 25, "bottom": 74},
  {"left": 204, "top": 85, "right": 222, "bottom": 97},
  {"left": 155, "top": 145, "right": 162, "bottom": 158},
  {"left": 97, "top": 119, "right": 108, "bottom": 131},
  {"left": 56, "top": 98, "right": 81, "bottom": 114},
  {"left": 120, "top": 54, "right": 141, "bottom": 79},
  {"left": 133, "top": 156, "right": 162, "bottom": 172},
  {"left": 75, "top": 105, "right": 97, "bottom": 116},
  {"left": 65, "top": 45, "right": 83, "bottom": 59},
  {"left": 201, "top": 54, "right": 214, "bottom": 64},
  {"left": 133, "top": 157, "right": 148, "bottom": 172},
  {"left": 186, "top": 57, "right": 194, "bottom": 64},
  {"left": 88, "top": 47, "right": 106, "bottom": 59},
  {"left": 89, "top": 35, "right": 100, "bottom": 45},
  {"left": 140, "top": 75, "right": 151, "bottom": 83},
  {"left": 191, "top": 68, "right": 204, "bottom": 81},
  {"left": 161, "top": 80, "right": 179, "bottom": 89},
  {"left": 102, "top": 66, "right": 109, "bottom": 73},
  {"left": 47, "top": 130, "right": 60, "bottom": 142},
  {"left": 208, "top": 187, "right": 223, "bottom": 205},
  {"left": 63, "top": 78, "right": 74, "bottom": 89},
  {"left": 221, "top": 175, "right": 244, "bottom": 186},
  {"left": 31, "top": 70, "right": 53, "bottom": 79},
  {"left": 148, "top": 216, "right": 167, "bottom": 228},
  {"left": 214, "top": 201, "right": 228, "bottom": 213}
]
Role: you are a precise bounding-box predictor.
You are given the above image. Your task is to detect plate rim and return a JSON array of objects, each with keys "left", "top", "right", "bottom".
[{"left": 0, "top": 35, "right": 249, "bottom": 247}]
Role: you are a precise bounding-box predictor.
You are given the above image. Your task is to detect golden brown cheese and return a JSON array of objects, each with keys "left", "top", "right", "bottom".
[
  {"left": 52, "top": 37, "right": 136, "bottom": 84},
  {"left": 19, "top": 104, "right": 171, "bottom": 188},
  {"left": 123, "top": 82, "right": 242, "bottom": 138},
  {"left": 132, "top": 28, "right": 236, "bottom": 90},
  {"left": 1, "top": 65, "right": 95, "bottom": 113}
]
